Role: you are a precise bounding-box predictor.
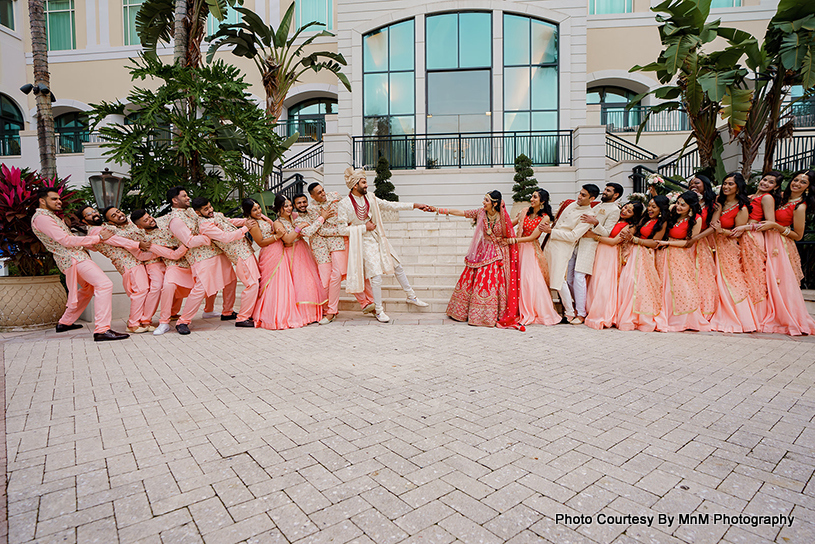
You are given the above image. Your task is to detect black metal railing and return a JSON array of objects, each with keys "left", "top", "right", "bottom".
[
  {"left": 56, "top": 130, "right": 91, "bottom": 154},
  {"left": 631, "top": 164, "right": 689, "bottom": 194},
  {"left": 658, "top": 144, "right": 700, "bottom": 181},
  {"left": 352, "top": 131, "right": 572, "bottom": 170},
  {"left": 797, "top": 231, "right": 815, "bottom": 289},
  {"left": 274, "top": 118, "right": 326, "bottom": 143},
  {"left": 773, "top": 129, "right": 815, "bottom": 173},
  {"left": 269, "top": 173, "right": 306, "bottom": 201},
  {"left": 284, "top": 141, "right": 323, "bottom": 170},
  {"left": 606, "top": 131, "right": 657, "bottom": 162},
  {"left": 603, "top": 106, "right": 690, "bottom": 133},
  {"left": 1, "top": 134, "right": 21, "bottom": 156},
  {"left": 240, "top": 154, "right": 283, "bottom": 190},
  {"left": 788, "top": 99, "right": 815, "bottom": 128}
]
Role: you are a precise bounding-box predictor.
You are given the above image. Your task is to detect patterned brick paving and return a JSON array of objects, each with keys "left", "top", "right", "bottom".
[{"left": 2, "top": 316, "right": 815, "bottom": 543}]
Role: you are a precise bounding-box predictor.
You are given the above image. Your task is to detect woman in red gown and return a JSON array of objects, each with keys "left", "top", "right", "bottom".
[
  {"left": 584, "top": 201, "right": 643, "bottom": 330},
  {"left": 615, "top": 196, "right": 669, "bottom": 332},
  {"left": 757, "top": 170, "right": 815, "bottom": 335},
  {"left": 654, "top": 191, "right": 710, "bottom": 332},
  {"left": 688, "top": 175, "right": 719, "bottom": 320},
  {"left": 708, "top": 173, "right": 758, "bottom": 333}
]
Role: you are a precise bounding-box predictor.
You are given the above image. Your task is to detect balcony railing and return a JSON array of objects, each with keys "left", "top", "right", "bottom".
[
  {"left": 658, "top": 144, "right": 700, "bottom": 181},
  {"left": 284, "top": 141, "right": 323, "bottom": 170},
  {"left": 773, "top": 129, "right": 815, "bottom": 173},
  {"left": 603, "top": 106, "right": 690, "bottom": 133},
  {"left": 352, "top": 131, "right": 573, "bottom": 170},
  {"left": 788, "top": 99, "right": 815, "bottom": 128},
  {"left": 56, "top": 130, "right": 91, "bottom": 154},
  {"left": 606, "top": 131, "right": 657, "bottom": 163},
  {"left": 274, "top": 119, "right": 326, "bottom": 143}
]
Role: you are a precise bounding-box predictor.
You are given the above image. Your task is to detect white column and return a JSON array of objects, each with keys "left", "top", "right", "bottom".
[
  {"left": 322, "top": 133, "right": 353, "bottom": 194},
  {"left": 572, "top": 125, "right": 607, "bottom": 191}
]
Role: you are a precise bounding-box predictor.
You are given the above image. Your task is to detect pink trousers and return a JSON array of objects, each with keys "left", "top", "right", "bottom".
[
  {"left": 236, "top": 257, "right": 260, "bottom": 322},
  {"left": 60, "top": 259, "right": 113, "bottom": 334},
  {"left": 122, "top": 265, "right": 150, "bottom": 329},
  {"left": 318, "top": 247, "right": 374, "bottom": 315},
  {"left": 143, "top": 262, "right": 166, "bottom": 324},
  {"left": 179, "top": 277, "right": 237, "bottom": 325},
  {"left": 159, "top": 267, "right": 193, "bottom": 324}
]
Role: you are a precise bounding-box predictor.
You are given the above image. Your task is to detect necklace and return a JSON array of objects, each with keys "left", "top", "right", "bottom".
[
  {"left": 721, "top": 200, "right": 739, "bottom": 214},
  {"left": 350, "top": 192, "right": 370, "bottom": 221},
  {"left": 486, "top": 213, "right": 499, "bottom": 236}
]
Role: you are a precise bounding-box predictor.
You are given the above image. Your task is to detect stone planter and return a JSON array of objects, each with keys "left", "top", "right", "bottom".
[{"left": 0, "top": 275, "right": 67, "bottom": 331}]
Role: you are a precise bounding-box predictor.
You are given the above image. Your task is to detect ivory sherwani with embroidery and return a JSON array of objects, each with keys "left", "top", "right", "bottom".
[
  {"left": 575, "top": 202, "right": 621, "bottom": 275},
  {"left": 545, "top": 202, "right": 595, "bottom": 289}
]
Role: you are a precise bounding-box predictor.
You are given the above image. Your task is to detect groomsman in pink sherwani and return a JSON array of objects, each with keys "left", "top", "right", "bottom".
[
  {"left": 302, "top": 184, "right": 374, "bottom": 324},
  {"left": 166, "top": 187, "right": 237, "bottom": 334},
  {"left": 193, "top": 197, "right": 259, "bottom": 327},
  {"left": 30, "top": 189, "right": 129, "bottom": 341},
  {"left": 100, "top": 207, "right": 188, "bottom": 329}
]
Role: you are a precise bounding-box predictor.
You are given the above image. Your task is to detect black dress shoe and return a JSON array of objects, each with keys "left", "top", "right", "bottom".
[
  {"left": 93, "top": 330, "right": 130, "bottom": 342},
  {"left": 176, "top": 323, "right": 191, "bottom": 335},
  {"left": 56, "top": 323, "right": 84, "bottom": 333},
  {"left": 558, "top": 316, "right": 570, "bottom": 325},
  {"left": 235, "top": 319, "right": 254, "bottom": 328},
  {"left": 220, "top": 311, "right": 238, "bottom": 321}
]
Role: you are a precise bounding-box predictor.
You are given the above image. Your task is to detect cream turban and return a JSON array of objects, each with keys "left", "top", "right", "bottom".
[{"left": 344, "top": 166, "right": 367, "bottom": 190}]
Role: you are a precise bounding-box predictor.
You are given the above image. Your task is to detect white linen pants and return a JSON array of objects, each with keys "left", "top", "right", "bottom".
[
  {"left": 566, "top": 249, "right": 588, "bottom": 318},
  {"left": 370, "top": 263, "right": 416, "bottom": 312}
]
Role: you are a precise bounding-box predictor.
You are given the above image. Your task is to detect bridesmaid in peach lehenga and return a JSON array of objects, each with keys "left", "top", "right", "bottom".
[
  {"left": 757, "top": 170, "right": 815, "bottom": 335},
  {"left": 615, "top": 196, "right": 669, "bottom": 332},
  {"left": 584, "top": 201, "right": 642, "bottom": 330},
  {"left": 688, "top": 175, "right": 718, "bottom": 321},
  {"left": 654, "top": 191, "right": 710, "bottom": 332},
  {"left": 731, "top": 171, "right": 783, "bottom": 329},
  {"left": 512, "top": 189, "right": 560, "bottom": 326},
  {"left": 708, "top": 173, "right": 758, "bottom": 333}
]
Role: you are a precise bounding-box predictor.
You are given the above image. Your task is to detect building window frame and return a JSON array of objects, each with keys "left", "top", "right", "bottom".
[
  {"left": 123, "top": 0, "right": 143, "bottom": 46},
  {"left": 55, "top": 112, "right": 89, "bottom": 154},
  {"left": 45, "top": 0, "right": 76, "bottom": 51},
  {"left": 710, "top": 0, "right": 742, "bottom": 8},
  {"left": 0, "top": 0, "right": 15, "bottom": 31},
  {"left": 296, "top": 0, "right": 333, "bottom": 32},
  {"left": 588, "top": 0, "right": 633, "bottom": 15},
  {"left": 207, "top": 4, "right": 239, "bottom": 36},
  {"left": 0, "top": 94, "right": 23, "bottom": 156}
]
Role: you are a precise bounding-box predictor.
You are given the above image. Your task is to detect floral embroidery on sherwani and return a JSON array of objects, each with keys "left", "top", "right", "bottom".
[
  {"left": 30, "top": 208, "right": 91, "bottom": 273},
  {"left": 168, "top": 208, "right": 222, "bottom": 265},
  {"left": 202, "top": 212, "right": 254, "bottom": 264}
]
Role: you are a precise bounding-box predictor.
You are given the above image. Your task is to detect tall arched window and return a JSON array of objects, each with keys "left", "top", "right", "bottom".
[
  {"left": 55, "top": 112, "right": 89, "bottom": 153},
  {"left": 286, "top": 98, "right": 336, "bottom": 142},
  {"left": 588, "top": 85, "right": 640, "bottom": 130},
  {"left": 1, "top": 95, "right": 23, "bottom": 156}
]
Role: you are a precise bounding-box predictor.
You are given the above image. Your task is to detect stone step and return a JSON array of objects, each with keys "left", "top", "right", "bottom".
[{"left": 338, "top": 297, "right": 451, "bottom": 314}]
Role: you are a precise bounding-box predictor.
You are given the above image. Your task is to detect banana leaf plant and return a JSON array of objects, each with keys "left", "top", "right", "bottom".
[
  {"left": 628, "top": 0, "right": 756, "bottom": 182},
  {"left": 136, "top": 0, "right": 240, "bottom": 67},
  {"left": 206, "top": 3, "right": 351, "bottom": 121}
]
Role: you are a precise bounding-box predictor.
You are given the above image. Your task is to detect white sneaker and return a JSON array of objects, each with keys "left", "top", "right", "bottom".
[
  {"left": 153, "top": 323, "right": 171, "bottom": 335},
  {"left": 375, "top": 311, "right": 390, "bottom": 323},
  {"left": 362, "top": 303, "right": 376, "bottom": 315},
  {"left": 202, "top": 311, "right": 220, "bottom": 318},
  {"left": 406, "top": 296, "right": 429, "bottom": 307}
]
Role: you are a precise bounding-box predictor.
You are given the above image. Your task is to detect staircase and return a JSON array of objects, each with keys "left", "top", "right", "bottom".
[{"left": 337, "top": 217, "right": 476, "bottom": 313}]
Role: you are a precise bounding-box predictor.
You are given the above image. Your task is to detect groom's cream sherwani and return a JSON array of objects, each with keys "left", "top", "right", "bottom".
[{"left": 544, "top": 202, "right": 595, "bottom": 289}]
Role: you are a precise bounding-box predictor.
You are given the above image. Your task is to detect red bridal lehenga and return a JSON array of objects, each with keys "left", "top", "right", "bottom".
[
  {"left": 447, "top": 203, "right": 522, "bottom": 329},
  {"left": 517, "top": 212, "right": 560, "bottom": 326},
  {"left": 761, "top": 200, "right": 815, "bottom": 335},
  {"left": 253, "top": 219, "right": 326, "bottom": 330}
]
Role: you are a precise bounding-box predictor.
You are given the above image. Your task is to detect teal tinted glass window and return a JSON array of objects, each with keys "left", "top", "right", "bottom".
[
  {"left": 503, "top": 14, "right": 558, "bottom": 132},
  {"left": 589, "top": 0, "right": 633, "bottom": 15},
  {"left": 124, "top": 0, "right": 143, "bottom": 46},
  {"left": 0, "top": 0, "right": 14, "bottom": 30},
  {"left": 297, "top": 0, "right": 333, "bottom": 31},
  {"left": 710, "top": 0, "right": 741, "bottom": 7},
  {"left": 45, "top": 0, "right": 76, "bottom": 50},
  {"left": 207, "top": 4, "right": 239, "bottom": 36},
  {"left": 426, "top": 14, "right": 457, "bottom": 70},
  {"left": 427, "top": 12, "right": 491, "bottom": 70},
  {"left": 1, "top": 95, "right": 23, "bottom": 156},
  {"left": 55, "top": 112, "right": 89, "bottom": 153},
  {"left": 363, "top": 20, "right": 415, "bottom": 136}
]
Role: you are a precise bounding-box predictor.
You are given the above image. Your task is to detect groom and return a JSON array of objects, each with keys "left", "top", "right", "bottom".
[{"left": 336, "top": 167, "right": 432, "bottom": 323}]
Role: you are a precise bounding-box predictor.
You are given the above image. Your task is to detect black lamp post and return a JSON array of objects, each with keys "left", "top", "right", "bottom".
[{"left": 88, "top": 168, "right": 126, "bottom": 209}]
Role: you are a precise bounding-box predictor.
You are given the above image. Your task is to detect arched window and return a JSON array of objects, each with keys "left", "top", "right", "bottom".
[
  {"left": 54, "top": 112, "right": 89, "bottom": 153},
  {"left": 286, "top": 98, "right": 336, "bottom": 142},
  {"left": 588, "top": 85, "right": 641, "bottom": 130},
  {"left": 0, "top": 95, "right": 23, "bottom": 156}
]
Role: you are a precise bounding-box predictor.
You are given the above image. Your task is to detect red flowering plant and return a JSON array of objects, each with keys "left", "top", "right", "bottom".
[{"left": 0, "top": 164, "right": 79, "bottom": 276}]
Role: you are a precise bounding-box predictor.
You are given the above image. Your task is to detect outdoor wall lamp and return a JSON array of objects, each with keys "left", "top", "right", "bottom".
[{"left": 20, "top": 83, "right": 57, "bottom": 102}]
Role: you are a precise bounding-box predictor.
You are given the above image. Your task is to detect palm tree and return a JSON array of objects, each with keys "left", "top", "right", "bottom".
[
  {"left": 27, "top": 0, "right": 57, "bottom": 179},
  {"left": 206, "top": 3, "right": 351, "bottom": 120}
]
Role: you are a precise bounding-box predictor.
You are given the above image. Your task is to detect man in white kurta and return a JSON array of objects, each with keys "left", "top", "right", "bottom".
[
  {"left": 543, "top": 186, "right": 597, "bottom": 322},
  {"left": 568, "top": 183, "right": 622, "bottom": 323},
  {"left": 336, "top": 167, "right": 432, "bottom": 323}
]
